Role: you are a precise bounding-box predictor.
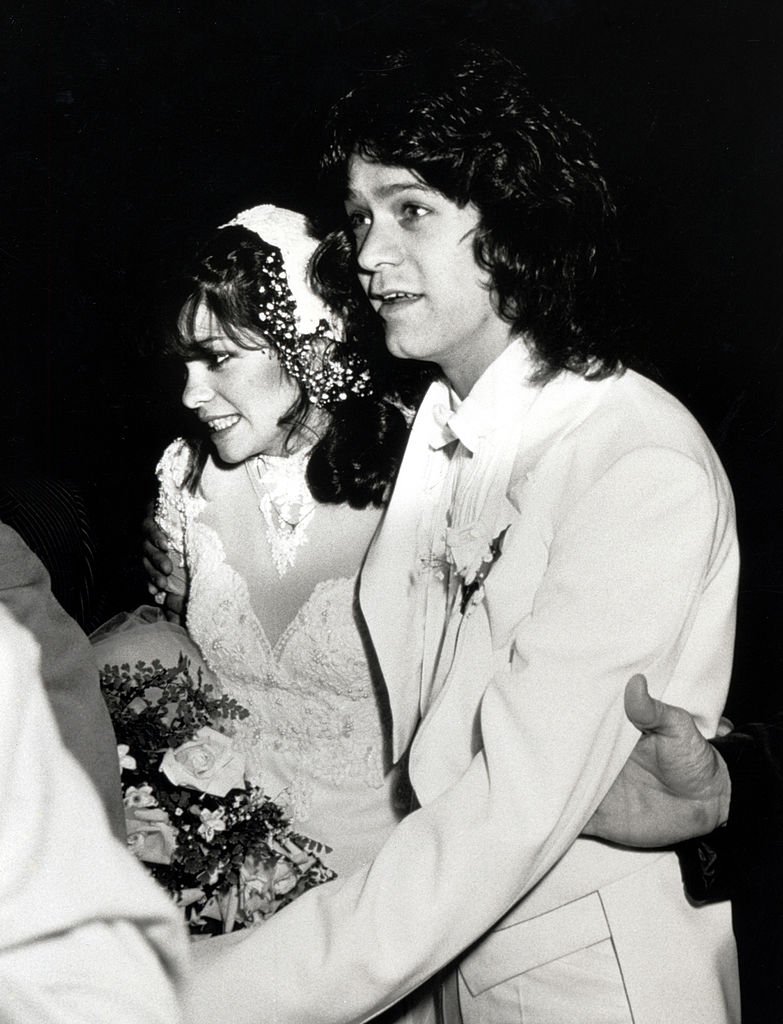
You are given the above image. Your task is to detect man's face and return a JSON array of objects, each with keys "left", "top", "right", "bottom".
[{"left": 345, "top": 155, "right": 513, "bottom": 397}]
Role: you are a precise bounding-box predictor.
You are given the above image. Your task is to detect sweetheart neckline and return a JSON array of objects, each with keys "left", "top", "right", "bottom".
[
  {"left": 192, "top": 520, "right": 358, "bottom": 659},
  {"left": 269, "top": 574, "right": 358, "bottom": 658}
]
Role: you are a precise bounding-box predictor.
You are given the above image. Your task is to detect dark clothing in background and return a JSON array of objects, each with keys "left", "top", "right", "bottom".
[
  {"left": 679, "top": 719, "right": 783, "bottom": 1023},
  {"left": 0, "top": 523, "right": 124, "bottom": 839}
]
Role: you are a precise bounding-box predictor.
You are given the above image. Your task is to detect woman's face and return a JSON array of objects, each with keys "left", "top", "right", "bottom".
[{"left": 181, "top": 303, "right": 301, "bottom": 463}]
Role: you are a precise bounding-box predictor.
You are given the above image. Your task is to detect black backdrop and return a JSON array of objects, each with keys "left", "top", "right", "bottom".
[{"left": 3, "top": 0, "right": 782, "bottom": 720}]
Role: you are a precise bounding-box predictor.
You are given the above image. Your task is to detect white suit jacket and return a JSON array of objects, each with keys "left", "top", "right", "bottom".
[{"left": 187, "top": 345, "right": 739, "bottom": 1024}]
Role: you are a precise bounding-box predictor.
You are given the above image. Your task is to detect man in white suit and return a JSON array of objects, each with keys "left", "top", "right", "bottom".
[{"left": 187, "top": 45, "right": 739, "bottom": 1023}]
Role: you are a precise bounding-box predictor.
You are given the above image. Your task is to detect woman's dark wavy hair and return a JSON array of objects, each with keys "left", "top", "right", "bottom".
[
  {"left": 310, "top": 227, "right": 438, "bottom": 411},
  {"left": 316, "top": 43, "right": 625, "bottom": 382},
  {"left": 164, "top": 224, "right": 409, "bottom": 508}
]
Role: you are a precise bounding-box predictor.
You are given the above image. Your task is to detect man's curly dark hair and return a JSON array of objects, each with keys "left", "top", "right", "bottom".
[{"left": 315, "top": 43, "right": 625, "bottom": 383}]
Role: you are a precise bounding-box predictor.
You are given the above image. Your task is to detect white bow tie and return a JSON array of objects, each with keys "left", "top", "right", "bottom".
[{"left": 429, "top": 401, "right": 486, "bottom": 454}]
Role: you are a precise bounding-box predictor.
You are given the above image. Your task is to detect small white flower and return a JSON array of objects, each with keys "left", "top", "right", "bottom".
[
  {"left": 124, "top": 783, "right": 157, "bottom": 809},
  {"left": 117, "top": 744, "right": 137, "bottom": 772},
  {"left": 445, "top": 521, "right": 495, "bottom": 585},
  {"left": 196, "top": 807, "right": 227, "bottom": 842},
  {"left": 446, "top": 522, "right": 510, "bottom": 616}
]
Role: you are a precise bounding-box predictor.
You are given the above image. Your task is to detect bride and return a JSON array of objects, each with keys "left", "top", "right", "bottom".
[
  {"left": 109, "top": 203, "right": 432, "bottom": 1023},
  {"left": 130, "top": 205, "right": 423, "bottom": 886}
]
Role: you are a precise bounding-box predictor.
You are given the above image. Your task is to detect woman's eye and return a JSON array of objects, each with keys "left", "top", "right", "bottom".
[
  {"left": 207, "top": 351, "right": 231, "bottom": 370},
  {"left": 346, "top": 209, "right": 370, "bottom": 234}
]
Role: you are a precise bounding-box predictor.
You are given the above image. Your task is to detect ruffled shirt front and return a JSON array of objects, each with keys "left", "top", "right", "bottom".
[{"left": 413, "top": 339, "right": 541, "bottom": 705}]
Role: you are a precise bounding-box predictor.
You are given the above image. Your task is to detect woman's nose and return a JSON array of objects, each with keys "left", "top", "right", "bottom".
[{"left": 181, "top": 364, "right": 213, "bottom": 410}]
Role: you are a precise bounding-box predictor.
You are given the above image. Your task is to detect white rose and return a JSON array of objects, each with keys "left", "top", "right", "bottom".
[{"left": 160, "top": 726, "right": 246, "bottom": 797}]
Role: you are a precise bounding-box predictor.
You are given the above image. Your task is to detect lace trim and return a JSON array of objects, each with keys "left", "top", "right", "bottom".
[
  {"left": 184, "top": 521, "right": 390, "bottom": 821},
  {"left": 245, "top": 448, "right": 317, "bottom": 578},
  {"left": 155, "top": 441, "right": 392, "bottom": 823},
  {"left": 155, "top": 441, "right": 189, "bottom": 558}
]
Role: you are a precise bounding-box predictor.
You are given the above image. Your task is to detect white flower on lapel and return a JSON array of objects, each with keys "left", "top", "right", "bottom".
[
  {"left": 445, "top": 522, "right": 510, "bottom": 615},
  {"left": 445, "top": 521, "right": 496, "bottom": 586}
]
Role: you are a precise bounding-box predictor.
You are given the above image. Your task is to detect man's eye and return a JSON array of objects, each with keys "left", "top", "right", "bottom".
[{"left": 401, "top": 203, "right": 430, "bottom": 222}]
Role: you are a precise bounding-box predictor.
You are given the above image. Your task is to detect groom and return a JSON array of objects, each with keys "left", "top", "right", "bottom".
[{"left": 187, "top": 45, "right": 739, "bottom": 1023}]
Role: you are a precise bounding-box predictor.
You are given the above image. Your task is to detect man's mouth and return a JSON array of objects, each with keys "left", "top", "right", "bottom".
[
  {"left": 372, "top": 291, "right": 422, "bottom": 310},
  {"left": 207, "top": 414, "right": 241, "bottom": 433}
]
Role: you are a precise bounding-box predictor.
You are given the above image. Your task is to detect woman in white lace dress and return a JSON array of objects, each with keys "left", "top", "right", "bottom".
[
  {"left": 124, "top": 206, "right": 437, "bottom": 1022},
  {"left": 139, "top": 206, "right": 425, "bottom": 885}
]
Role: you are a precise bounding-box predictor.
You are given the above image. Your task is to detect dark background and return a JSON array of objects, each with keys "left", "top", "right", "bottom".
[{"left": 2, "top": 0, "right": 782, "bottom": 720}]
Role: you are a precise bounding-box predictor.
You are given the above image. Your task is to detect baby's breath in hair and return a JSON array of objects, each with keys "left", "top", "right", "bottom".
[{"left": 254, "top": 243, "right": 372, "bottom": 409}]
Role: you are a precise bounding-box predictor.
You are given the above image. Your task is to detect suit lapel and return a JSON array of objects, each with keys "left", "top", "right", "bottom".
[
  {"left": 360, "top": 384, "right": 452, "bottom": 761},
  {"left": 363, "top": 360, "right": 612, "bottom": 765},
  {"left": 410, "top": 368, "right": 614, "bottom": 770}
]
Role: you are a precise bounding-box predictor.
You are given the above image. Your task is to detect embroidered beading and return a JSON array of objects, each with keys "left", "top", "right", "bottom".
[
  {"left": 156, "top": 441, "right": 391, "bottom": 824},
  {"left": 244, "top": 449, "right": 316, "bottom": 577},
  {"left": 221, "top": 205, "right": 373, "bottom": 409}
]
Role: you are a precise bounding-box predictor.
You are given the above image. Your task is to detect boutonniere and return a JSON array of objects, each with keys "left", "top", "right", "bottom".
[{"left": 445, "top": 522, "right": 510, "bottom": 616}]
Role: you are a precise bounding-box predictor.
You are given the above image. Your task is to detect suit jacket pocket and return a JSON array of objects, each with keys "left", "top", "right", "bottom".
[{"left": 458, "top": 891, "right": 611, "bottom": 996}]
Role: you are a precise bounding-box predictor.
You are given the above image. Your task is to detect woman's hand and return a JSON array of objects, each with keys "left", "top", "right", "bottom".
[{"left": 142, "top": 507, "right": 186, "bottom": 619}]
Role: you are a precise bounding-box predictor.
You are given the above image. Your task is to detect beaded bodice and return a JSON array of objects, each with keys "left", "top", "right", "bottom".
[{"left": 155, "top": 441, "right": 393, "bottom": 824}]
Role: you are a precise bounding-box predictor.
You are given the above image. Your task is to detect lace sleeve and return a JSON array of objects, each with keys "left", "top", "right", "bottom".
[{"left": 154, "top": 439, "right": 193, "bottom": 586}]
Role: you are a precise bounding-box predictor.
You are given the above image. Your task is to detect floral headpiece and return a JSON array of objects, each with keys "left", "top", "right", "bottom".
[{"left": 220, "top": 206, "right": 372, "bottom": 409}]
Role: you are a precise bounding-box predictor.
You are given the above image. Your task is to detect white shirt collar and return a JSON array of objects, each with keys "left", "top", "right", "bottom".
[{"left": 427, "top": 338, "right": 540, "bottom": 453}]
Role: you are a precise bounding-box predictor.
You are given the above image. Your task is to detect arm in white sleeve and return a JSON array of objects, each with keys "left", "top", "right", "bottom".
[{"left": 0, "top": 607, "right": 188, "bottom": 1023}]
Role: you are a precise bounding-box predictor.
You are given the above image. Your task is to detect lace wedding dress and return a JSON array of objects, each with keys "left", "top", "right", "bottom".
[{"left": 154, "top": 440, "right": 409, "bottom": 878}]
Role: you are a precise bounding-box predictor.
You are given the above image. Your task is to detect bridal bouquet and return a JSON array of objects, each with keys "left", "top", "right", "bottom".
[{"left": 101, "top": 653, "right": 336, "bottom": 935}]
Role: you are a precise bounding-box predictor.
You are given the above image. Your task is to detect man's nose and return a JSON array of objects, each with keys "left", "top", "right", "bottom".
[{"left": 356, "top": 219, "right": 402, "bottom": 273}]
